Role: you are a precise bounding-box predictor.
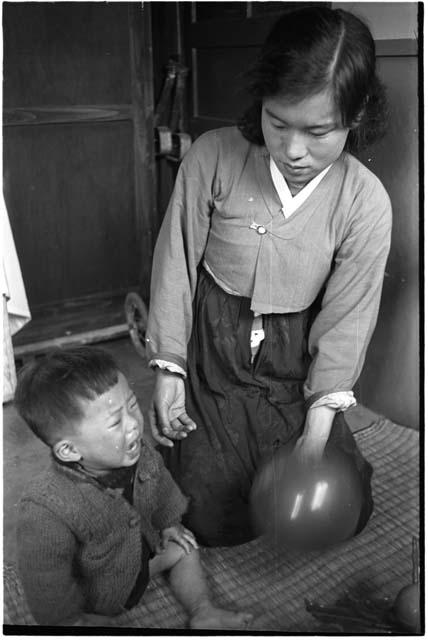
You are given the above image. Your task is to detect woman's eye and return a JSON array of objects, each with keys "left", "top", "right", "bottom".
[
  {"left": 129, "top": 399, "right": 138, "bottom": 411},
  {"left": 108, "top": 421, "right": 121, "bottom": 429},
  {"left": 309, "top": 129, "right": 332, "bottom": 138}
]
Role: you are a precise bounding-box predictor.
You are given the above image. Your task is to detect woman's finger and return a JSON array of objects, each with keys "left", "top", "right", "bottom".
[
  {"left": 177, "top": 412, "right": 197, "bottom": 431},
  {"left": 148, "top": 406, "right": 174, "bottom": 448},
  {"left": 170, "top": 413, "right": 196, "bottom": 433},
  {"left": 170, "top": 418, "right": 189, "bottom": 433},
  {"left": 169, "top": 414, "right": 196, "bottom": 436},
  {"left": 156, "top": 402, "right": 175, "bottom": 434}
]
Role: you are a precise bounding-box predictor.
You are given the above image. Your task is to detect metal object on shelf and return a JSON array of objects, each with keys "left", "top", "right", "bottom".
[
  {"left": 124, "top": 292, "right": 148, "bottom": 358},
  {"left": 154, "top": 58, "right": 191, "bottom": 161}
]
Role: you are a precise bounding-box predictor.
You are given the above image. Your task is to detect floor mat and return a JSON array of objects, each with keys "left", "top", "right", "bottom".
[{"left": 4, "top": 417, "right": 419, "bottom": 631}]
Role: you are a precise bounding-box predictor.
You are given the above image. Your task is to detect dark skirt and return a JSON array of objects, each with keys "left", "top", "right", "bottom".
[{"left": 163, "top": 268, "right": 373, "bottom": 547}]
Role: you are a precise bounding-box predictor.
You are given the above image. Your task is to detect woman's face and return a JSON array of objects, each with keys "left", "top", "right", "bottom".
[{"left": 261, "top": 89, "right": 350, "bottom": 194}]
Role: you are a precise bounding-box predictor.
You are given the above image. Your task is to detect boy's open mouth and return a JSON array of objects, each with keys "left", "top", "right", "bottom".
[{"left": 127, "top": 439, "right": 140, "bottom": 454}]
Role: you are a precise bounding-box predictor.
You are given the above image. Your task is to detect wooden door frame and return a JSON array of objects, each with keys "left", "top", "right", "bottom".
[{"left": 129, "top": 2, "right": 157, "bottom": 302}]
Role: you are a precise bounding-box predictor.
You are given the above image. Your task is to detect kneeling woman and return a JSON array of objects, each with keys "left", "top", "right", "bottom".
[{"left": 146, "top": 6, "right": 392, "bottom": 547}]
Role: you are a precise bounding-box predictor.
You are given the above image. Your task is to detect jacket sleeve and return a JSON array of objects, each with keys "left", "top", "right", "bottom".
[
  {"left": 18, "top": 499, "right": 86, "bottom": 625},
  {"left": 303, "top": 182, "right": 392, "bottom": 408},
  {"left": 145, "top": 132, "right": 219, "bottom": 371}
]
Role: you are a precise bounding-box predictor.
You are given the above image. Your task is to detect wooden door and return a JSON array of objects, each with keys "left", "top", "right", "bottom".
[
  {"left": 182, "top": 1, "right": 322, "bottom": 138},
  {"left": 151, "top": 1, "right": 319, "bottom": 221},
  {"left": 3, "top": 2, "right": 156, "bottom": 347}
]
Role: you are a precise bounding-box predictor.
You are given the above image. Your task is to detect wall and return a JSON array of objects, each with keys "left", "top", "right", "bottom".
[
  {"left": 334, "top": 2, "right": 420, "bottom": 428},
  {"left": 332, "top": 2, "right": 418, "bottom": 39}
]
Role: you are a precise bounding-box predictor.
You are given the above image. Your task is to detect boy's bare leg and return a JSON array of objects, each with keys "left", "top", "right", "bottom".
[
  {"left": 150, "top": 541, "right": 252, "bottom": 630},
  {"left": 149, "top": 540, "right": 186, "bottom": 576},
  {"left": 170, "top": 548, "right": 253, "bottom": 629}
]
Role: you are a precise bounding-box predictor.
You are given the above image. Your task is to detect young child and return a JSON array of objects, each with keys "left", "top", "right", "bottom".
[{"left": 14, "top": 346, "right": 253, "bottom": 629}]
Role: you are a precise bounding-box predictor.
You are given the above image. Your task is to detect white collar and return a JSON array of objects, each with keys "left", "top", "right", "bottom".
[{"left": 269, "top": 157, "right": 332, "bottom": 219}]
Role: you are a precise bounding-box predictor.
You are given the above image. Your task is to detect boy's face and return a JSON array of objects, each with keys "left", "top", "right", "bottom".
[{"left": 66, "top": 372, "right": 144, "bottom": 475}]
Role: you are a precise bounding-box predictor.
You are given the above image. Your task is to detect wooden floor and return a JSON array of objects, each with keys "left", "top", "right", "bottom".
[{"left": 12, "top": 293, "right": 135, "bottom": 361}]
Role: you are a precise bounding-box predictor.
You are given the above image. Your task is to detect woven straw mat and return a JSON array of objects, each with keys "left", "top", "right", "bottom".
[{"left": 4, "top": 417, "right": 419, "bottom": 631}]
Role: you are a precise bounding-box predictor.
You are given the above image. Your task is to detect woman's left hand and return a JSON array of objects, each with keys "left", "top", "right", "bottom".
[
  {"left": 293, "top": 433, "right": 328, "bottom": 464},
  {"left": 157, "top": 524, "right": 199, "bottom": 555},
  {"left": 294, "top": 405, "right": 336, "bottom": 464}
]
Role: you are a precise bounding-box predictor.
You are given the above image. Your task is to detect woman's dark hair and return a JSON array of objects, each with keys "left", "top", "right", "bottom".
[
  {"left": 14, "top": 346, "right": 119, "bottom": 445},
  {"left": 238, "top": 6, "right": 388, "bottom": 152}
]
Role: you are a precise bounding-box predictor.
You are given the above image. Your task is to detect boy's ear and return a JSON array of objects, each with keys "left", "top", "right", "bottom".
[{"left": 53, "top": 439, "right": 82, "bottom": 463}]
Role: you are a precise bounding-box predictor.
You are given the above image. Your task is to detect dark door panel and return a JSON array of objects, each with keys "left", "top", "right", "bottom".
[{"left": 3, "top": 2, "right": 155, "bottom": 315}]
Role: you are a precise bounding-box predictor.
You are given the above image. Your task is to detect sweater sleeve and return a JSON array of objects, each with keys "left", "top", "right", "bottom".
[
  {"left": 145, "top": 132, "right": 219, "bottom": 371},
  {"left": 303, "top": 180, "right": 392, "bottom": 408},
  {"left": 17, "top": 500, "right": 85, "bottom": 625}
]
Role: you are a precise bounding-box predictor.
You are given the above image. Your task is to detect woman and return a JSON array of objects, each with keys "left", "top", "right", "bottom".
[{"left": 145, "top": 6, "right": 392, "bottom": 547}]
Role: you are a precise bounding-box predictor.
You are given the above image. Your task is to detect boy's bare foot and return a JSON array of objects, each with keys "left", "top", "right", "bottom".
[{"left": 190, "top": 604, "right": 253, "bottom": 630}]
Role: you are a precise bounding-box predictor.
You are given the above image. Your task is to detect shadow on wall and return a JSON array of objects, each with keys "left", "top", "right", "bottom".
[{"left": 357, "top": 53, "right": 419, "bottom": 429}]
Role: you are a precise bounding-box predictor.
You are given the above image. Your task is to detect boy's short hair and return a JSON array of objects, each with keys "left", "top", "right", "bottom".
[{"left": 14, "top": 346, "right": 120, "bottom": 445}]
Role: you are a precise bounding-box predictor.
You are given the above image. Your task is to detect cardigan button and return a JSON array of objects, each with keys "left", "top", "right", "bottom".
[
  {"left": 129, "top": 516, "right": 140, "bottom": 527},
  {"left": 256, "top": 225, "right": 267, "bottom": 235}
]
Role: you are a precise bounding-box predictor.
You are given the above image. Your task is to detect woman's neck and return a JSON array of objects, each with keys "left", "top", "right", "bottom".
[{"left": 287, "top": 180, "right": 307, "bottom": 197}]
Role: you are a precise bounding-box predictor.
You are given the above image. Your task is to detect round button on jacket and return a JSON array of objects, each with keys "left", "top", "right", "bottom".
[
  {"left": 257, "top": 225, "right": 267, "bottom": 235},
  {"left": 129, "top": 516, "right": 140, "bottom": 527}
]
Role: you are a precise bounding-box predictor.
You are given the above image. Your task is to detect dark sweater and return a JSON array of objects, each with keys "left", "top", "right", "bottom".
[{"left": 17, "top": 436, "right": 188, "bottom": 625}]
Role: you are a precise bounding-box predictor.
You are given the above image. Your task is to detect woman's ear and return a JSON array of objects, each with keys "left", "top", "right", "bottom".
[
  {"left": 53, "top": 440, "right": 81, "bottom": 463},
  {"left": 350, "top": 111, "right": 364, "bottom": 129},
  {"left": 350, "top": 97, "right": 368, "bottom": 129}
]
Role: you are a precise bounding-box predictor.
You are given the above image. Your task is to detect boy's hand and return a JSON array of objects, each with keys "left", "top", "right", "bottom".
[
  {"left": 157, "top": 524, "right": 199, "bottom": 555},
  {"left": 149, "top": 370, "right": 196, "bottom": 447}
]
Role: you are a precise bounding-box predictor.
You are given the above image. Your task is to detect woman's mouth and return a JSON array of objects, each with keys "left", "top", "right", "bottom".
[{"left": 284, "top": 163, "right": 310, "bottom": 174}]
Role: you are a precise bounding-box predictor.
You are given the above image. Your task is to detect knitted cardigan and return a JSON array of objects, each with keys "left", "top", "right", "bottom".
[{"left": 17, "top": 437, "right": 188, "bottom": 625}]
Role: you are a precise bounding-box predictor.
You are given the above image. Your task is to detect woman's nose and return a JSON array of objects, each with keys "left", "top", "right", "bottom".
[{"left": 283, "top": 131, "right": 306, "bottom": 161}]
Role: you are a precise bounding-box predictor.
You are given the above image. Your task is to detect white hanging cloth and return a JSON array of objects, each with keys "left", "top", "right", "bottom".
[
  {"left": 2, "top": 193, "right": 31, "bottom": 402},
  {"left": 2, "top": 193, "right": 31, "bottom": 336}
]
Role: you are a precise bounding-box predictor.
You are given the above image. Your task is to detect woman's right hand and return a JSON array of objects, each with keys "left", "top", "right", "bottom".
[{"left": 149, "top": 369, "right": 197, "bottom": 447}]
